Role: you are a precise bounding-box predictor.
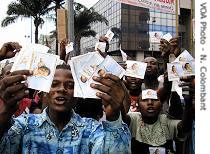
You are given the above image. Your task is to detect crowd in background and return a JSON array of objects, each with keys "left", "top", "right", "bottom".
[{"left": 0, "top": 36, "right": 194, "bottom": 154}]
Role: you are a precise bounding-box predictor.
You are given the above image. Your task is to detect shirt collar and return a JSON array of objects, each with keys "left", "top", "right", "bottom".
[{"left": 39, "top": 108, "right": 85, "bottom": 128}]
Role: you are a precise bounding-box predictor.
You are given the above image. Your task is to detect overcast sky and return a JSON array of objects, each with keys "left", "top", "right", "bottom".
[{"left": 0, "top": 0, "right": 99, "bottom": 46}]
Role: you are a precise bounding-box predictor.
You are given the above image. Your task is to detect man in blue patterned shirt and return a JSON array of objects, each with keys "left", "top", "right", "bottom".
[{"left": 0, "top": 64, "right": 131, "bottom": 154}]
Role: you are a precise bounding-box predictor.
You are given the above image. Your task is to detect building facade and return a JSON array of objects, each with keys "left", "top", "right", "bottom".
[{"left": 80, "top": 0, "right": 194, "bottom": 61}]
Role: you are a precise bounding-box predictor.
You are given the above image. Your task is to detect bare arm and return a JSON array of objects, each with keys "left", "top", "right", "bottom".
[
  {"left": 158, "top": 72, "right": 172, "bottom": 103},
  {"left": 0, "top": 70, "right": 31, "bottom": 137},
  {"left": 59, "top": 39, "right": 68, "bottom": 61},
  {"left": 177, "top": 78, "right": 194, "bottom": 135}
]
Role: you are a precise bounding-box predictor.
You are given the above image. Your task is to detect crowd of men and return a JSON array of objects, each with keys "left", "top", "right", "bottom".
[{"left": 0, "top": 36, "right": 194, "bottom": 154}]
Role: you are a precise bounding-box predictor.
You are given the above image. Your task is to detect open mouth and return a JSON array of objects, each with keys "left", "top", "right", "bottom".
[
  {"left": 55, "top": 96, "right": 67, "bottom": 105},
  {"left": 130, "top": 82, "right": 137, "bottom": 86},
  {"left": 146, "top": 68, "right": 152, "bottom": 72},
  {"left": 147, "top": 107, "right": 155, "bottom": 113}
]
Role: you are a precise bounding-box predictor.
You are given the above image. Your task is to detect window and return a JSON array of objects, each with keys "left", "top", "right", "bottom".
[
  {"left": 154, "top": 17, "right": 161, "bottom": 25},
  {"left": 167, "top": 19, "right": 173, "bottom": 26},
  {"left": 154, "top": 25, "right": 161, "bottom": 31},
  {"left": 161, "top": 25, "right": 167, "bottom": 31},
  {"left": 161, "top": 18, "right": 167, "bottom": 25}
]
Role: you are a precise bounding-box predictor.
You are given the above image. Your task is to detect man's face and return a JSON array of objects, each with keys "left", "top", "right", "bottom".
[
  {"left": 47, "top": 69, "right": 77, "bottom": 113},
  {"left": 139, "top": 98, "right": 161, "bottom": 118},
  {"left": 143, "top": 57, "right": 158, "bottom": 77},
  {"left": 125, "top": 76, "right": 142, "bottom": 91}
]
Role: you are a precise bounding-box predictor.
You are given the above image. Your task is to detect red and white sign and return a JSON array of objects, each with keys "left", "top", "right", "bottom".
[{"left": 114, "top": 0, "right": 176, "bottom": 14}]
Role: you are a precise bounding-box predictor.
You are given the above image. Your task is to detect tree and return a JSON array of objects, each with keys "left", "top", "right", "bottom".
[
  {"left": 49, "top": 2, "right": 108, "bottom": 55},
  {"left": 1, "top": 0, "right": 54, "bottom": 43},
  {"left": 74, "top": 3, "right": 108, "bottom": 55}
]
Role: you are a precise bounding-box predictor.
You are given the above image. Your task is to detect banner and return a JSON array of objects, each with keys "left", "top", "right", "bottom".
[
  {"left": 114, "top": 0, "right": 176, "bottom": 14},
  {"left": 57, "top": 9, "right": 68, "bottom": 43}
]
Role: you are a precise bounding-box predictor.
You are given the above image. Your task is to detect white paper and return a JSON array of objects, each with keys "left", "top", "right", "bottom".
[
  {"left": 149, "top": 31, "right": 163, "bottom": 43},
  {"left": 105, "top": 29, "right": 114, "bottom": 42},
  {"left": 95, "top": 42, "right": 106, "bottom": 53},
  {"left": 69, "top": 52, "right": 104, "bottom": 98},
  {"left": 95, "top": 34, "right": 100, "bottom": 40},
  {"left": 69, "top": 60, "right": 84, "bottom": 97},
  {"left": 125, "top": 60, "right": 147, "bottom": 79},
  {"left": 182, "top": 61, "right": 195, "bottom": 76},
  {"left": 167, "top": 63, "right": 184, "bottom": 81},
  {"left": 142, "top": 89, "right": 158, "bottom": 100},
  {"left": 172, "top": 50, "right": 195, "bottom": 77},
  {"left": 120, "top": 48, "right": 127, "bottom": 62},
  {"left": 65, "top": 42, "right": 74, "bottom": 54},
  {"left": 149, "top": 147, "right": 166, "bottom": 154},
  {"left": 84, "top": 55, "right": 125, "bottom": 98},
  {"left": 171, "top": 80, "right": 184, "bottom": 99},
  {"left": 70, "top": 53, "right": 125, "bottom": 98},
  {"left": 11, "top": 44, "right": 59, "bottom": 92},
  {"left": 11, "top": 46, "right": 34, "bottom": 72},
  {"left": 31, "top": 44, "right": 50, "bottom": 53},
  {"left": 174, "top": 50, "right": 194, "bottom": 63},
  {"left": 56, "top": 59, "right": 65, "bottom": 65},
  {"left": 162, "top": 33, "right": 172, "bottom": 42}
]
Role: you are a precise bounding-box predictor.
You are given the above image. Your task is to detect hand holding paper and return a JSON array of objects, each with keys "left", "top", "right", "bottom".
[
  {"left": 125, "top": 60, "right": 147, "bottom": 79},
  {"left": 159, "top": 38, "right": 171, "bottom": 57},
  {"left": 169, "top": 37, "right": 181, "bottom": 57},
  {"left": 174, "top": 50, "right": 194, "bottom": 63},
  {"left": 11, "top": 44, "right": 59, "bottom": 92},
  {"left": 69, "top": 52, "right": 125, "bottom": 98},
  {"left": 105, "top": 29, "right": 114, "bottom": 42},
  {"left": 162, "top": 33, "right": 172, "bottom": 42},
  {"left": 95, "top": 42, "right": 106, "bottom": 53},
  {"left": 120, "top": 47, "right": 127, "bottom": 62},
  {"left": 65, "top": 42, "right": 74, "bottom": 54},
  {"left": 0, "top": 42, "right": 22, "bottom": 60},
  {"left": 91, "top": 72, "right": 126, "bottom": 121}
]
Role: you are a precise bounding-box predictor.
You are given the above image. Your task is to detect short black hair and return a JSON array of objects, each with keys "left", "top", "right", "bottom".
[{"left": 56, "top": 64, "right": 71, "bottom": 70}]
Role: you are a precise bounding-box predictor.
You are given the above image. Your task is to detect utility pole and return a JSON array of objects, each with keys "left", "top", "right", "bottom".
[{"left": 65, "top": 0, "right": 75, "bottom": 57}]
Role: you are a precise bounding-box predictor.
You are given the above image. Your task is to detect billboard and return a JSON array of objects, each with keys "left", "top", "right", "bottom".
[{"left": 114, "top": 0, "right": 176, "bottom": 14}]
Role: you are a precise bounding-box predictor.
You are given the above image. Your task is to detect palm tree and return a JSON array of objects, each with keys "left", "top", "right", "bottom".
[
  {"left": 74, "top": 3, "right": 108, "bottom": 55},
  {"left": 1, "top": 0, "right": 54, "bottom": 43},
  {"left": 49, "top": 2, "right": 108, "bottom": 55}
]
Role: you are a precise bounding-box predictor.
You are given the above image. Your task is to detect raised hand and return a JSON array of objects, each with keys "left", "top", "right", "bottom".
[
  {"left": 0, "top": 70, "right": 32, "bottom": 113},
  {"left": 0, "top": 42, "right": 22, "bottom": 60},
  {"left": 179, "top": 75, "right": 195, "bottom": 99},
  {"left": 91, "top": 73, "right": 128, "bottom": 121},
  {"left": 60, "top": 39, "right": 69, "bottom": 61},
  {"left": 169, "top": 37, "right": 181, "bottom": 57},
  {"left": 159, "top": 39, "right": 171, "bottom": 58},
  {"left": 159, "top": 37, "right": 182, "bottom": 58},
  {"left": 97, "top": 36, "right": 109, "bottom": 58}
]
